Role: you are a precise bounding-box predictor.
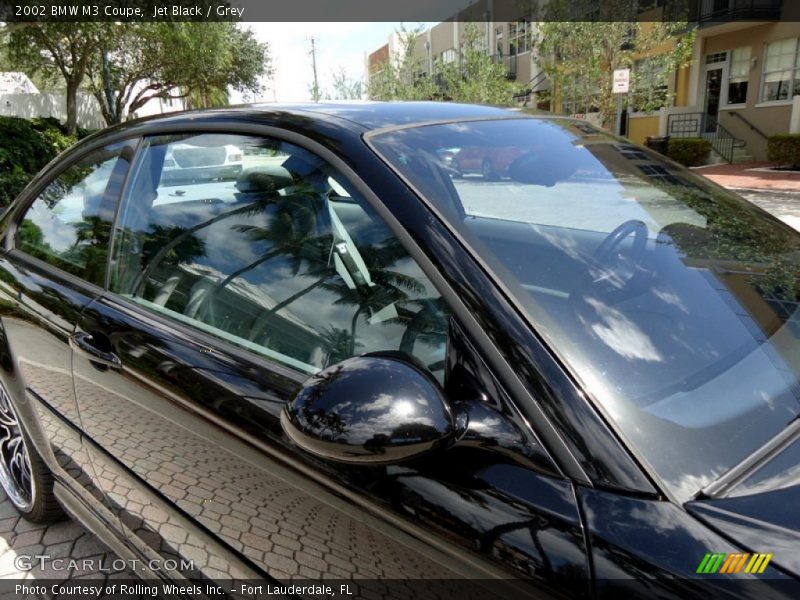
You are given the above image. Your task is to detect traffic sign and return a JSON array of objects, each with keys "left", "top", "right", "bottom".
[{"left": 613, "top": 69, "right": 630, "bottom": 94}]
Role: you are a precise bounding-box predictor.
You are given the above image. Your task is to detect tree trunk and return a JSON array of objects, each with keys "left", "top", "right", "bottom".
[
  {"left": 91, "top": 89, "right": 114, "bottom": 127},
  {"left": 65, "top": 79, "right": 79, "bottom": 135},
  {"left": 349, "top": 305, "right": 365, "bottom": 355},
  {"left": 101, "top": 50, "right": 120, "bottom": 124},
  {"left": 248, "top": 279, "right": 325, "bottom": 341}
]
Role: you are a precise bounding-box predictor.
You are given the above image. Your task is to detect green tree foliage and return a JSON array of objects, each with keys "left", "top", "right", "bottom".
[
  {"left": 437, "top": 23, "right": 524, "bottom": 104},
  {"left": 326, "top": 69, "right": 364, "bottom": 100},
  {"left": 369, "top": 24, "right": 522, "bottom": 105},
  {"left": 90, "top": 22, "right": 271, "bottom": 121},
  {"left": 367, "top": 25, "right": 438, "bottom": 101},
  {"left": 0, "top": 116, "right": 79, "bottom": 207},
  {"left": 537, "top": 0, "right": 694, "bottom": 127},
  {"left": 666, "top": 138, "right": 712, "bottom": 167},
  {"left": 2, "top": 21, "right": 272, "bottom": 129},
  {"left": 3, "top": 23, "right": 106, "bottom": 134},
  {"left": 767, "top": 134, "right": 800, "bottom": 169}
]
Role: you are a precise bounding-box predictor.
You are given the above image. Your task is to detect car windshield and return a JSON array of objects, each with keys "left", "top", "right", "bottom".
[{"left": 369, "top": 117, "right": 800, "bottom": 501}]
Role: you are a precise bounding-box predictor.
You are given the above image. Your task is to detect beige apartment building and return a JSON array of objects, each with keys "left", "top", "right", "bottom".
[
  {"left": 367, "top": 4, "right": 548, "bottom": 106},
  {"left": 648, "top": 1, "right": 800, "bottom": 162},
  {"left": 368, "top": 0, "right": 800, "bottom": 162}
]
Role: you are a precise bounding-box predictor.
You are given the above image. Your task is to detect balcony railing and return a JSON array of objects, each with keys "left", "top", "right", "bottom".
[{"left": 694, "top": 0, "right": 782, "bottom": 25}]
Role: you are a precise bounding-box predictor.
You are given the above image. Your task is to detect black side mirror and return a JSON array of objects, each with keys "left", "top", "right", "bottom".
[{"left": 281, "top": 353, "right": 457, "bottom": 464}]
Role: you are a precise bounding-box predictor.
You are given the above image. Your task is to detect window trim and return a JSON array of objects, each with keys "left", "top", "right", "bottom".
[
  {"left": 102, "top": 290, "right": 307, "bottom": 386},
  {"left": 726, "top": 46, "right": 751, "bottom": 106},
  {"left": 364, "top": 117, "right": 663, "bottom": 496},
  {"left": 759, "top": 37, "right": 800, "bottom": 104},
  {"left": 6, "top": 248, "right": 107, "bottom": 299},
  {"left": 117, "top": 121, "right": 604, "bottom": 485}
]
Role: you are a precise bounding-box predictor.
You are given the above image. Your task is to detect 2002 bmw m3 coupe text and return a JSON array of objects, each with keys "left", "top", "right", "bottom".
[{"left": 0, "top": 103, "right": 797, "bottom": 598}]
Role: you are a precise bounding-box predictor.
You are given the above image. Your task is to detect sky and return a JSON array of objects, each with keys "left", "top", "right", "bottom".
[{"left": 231, "top": 22, "right": 435, "bottom": 103}]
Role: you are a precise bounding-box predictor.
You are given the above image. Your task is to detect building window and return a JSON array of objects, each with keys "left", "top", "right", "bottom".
[
  {"left": 562, "top": 75, "right": 599, "bottom": 115},
  {"left": 495, "top": 26, "right": 504, "bottom": 57},
  {"left": 638, "top": 163, "right": 682, "bottom": 186},
  {"left": 706, "top": 51, "right": 728, "bottom": 65},
  {"left": 632, "top": 58, "right": 669, "bottom": 112},
  {"left": 761, "top": 38, "right": 800, "bottom": 102},
  {"left": 509, "top": 21, "right": 529, "bottom": 55},
  {"left": 727, "top": 46, "right": 750, "bottom": 105},
  {"left": 616, "top": 144, "right": 650, "bottom": 161},
  {"left": 441, "top": 48, "right": 457, "bottom": 64}
]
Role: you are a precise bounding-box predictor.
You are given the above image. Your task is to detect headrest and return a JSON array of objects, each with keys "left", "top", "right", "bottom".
[
  {"left": 235, "top": 166, "right": 293, "bottom": 194},
  {"left": 282, "top": 150, "right": 326, "bottom": 178}
]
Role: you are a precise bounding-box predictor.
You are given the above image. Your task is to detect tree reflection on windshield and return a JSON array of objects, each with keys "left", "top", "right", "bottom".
[{"left": 371, "top": 117, "right": 800, "bottom": 501}]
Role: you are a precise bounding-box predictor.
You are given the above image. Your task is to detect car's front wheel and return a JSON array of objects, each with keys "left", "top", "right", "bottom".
[{"left": 0, "top": 382, "right": 63, "bottom": 522}]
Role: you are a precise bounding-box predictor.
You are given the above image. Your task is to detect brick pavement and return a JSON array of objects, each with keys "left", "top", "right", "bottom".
[
  {"left": 693, "top": 162, "right": 800, "bottom": 231},
  {"left": 696, "top": 162, "right": 800, "bottom": 192},
  {"left": 0, "top": 492, "right": 129, "bottom": 581}
]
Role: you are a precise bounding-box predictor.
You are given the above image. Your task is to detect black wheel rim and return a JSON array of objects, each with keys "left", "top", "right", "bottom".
[{"left": 0, "top": 384, "right": 34, "bottom": 511}]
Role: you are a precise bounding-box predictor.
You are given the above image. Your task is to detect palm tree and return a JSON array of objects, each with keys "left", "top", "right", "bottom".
[
  {"left": 315, "top": 235, "right": 427, "bottom": 356},
  {"left": 130, "top": 195, "right": 276, "bottom": 296},
  {"left": 318, "top": 326, "right": 362, "bottom": 365},
  {"left": 192, "top": 193, "right": 339, "bottom": 324}
]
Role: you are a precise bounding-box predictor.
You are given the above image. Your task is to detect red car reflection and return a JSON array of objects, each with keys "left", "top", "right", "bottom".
[{"left": 450, "top": 146, "right": 524, "bottom": 179}]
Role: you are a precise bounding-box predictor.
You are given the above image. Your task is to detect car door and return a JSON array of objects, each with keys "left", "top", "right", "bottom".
[
  {"left": 0, "top": 140, "right": 135, "bottom": 522},
  {"left": 72, "top": 129, "right": 591, "bottom": 596}
]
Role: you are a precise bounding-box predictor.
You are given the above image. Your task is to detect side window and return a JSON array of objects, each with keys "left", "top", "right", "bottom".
[
  {"left": 15, "top": 142, "right": 134, "bottom": 285},
  {"left": 110, "top": 133, "right": 451, "bottom": 379}
]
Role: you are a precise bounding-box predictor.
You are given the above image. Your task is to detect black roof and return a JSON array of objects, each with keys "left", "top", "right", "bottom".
[
  {"left": 77, "top": 101, "right": 540, "bottom": 155},
  {"left": 251, "top": 101, "right": 519, "bottom": 130}
]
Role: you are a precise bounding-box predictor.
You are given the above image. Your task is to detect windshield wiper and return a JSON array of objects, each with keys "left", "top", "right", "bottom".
[{"left": 697, "top": 416, "right": 800, "bottom": 500}]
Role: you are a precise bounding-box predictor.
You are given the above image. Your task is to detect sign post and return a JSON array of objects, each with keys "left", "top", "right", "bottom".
[{"left": 613, "top": 68, "right": 630, "bottom": 136}]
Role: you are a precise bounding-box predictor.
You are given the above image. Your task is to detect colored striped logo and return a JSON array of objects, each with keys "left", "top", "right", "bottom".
[{"left": 696, "top": 552, "right": 773, "bottom": 574}]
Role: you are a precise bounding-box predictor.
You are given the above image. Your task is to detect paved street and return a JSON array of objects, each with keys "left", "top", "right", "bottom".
[
  {"left": 739, "top": 189, "right": 800, "bottom": 231},
  {"left": 696, "top": 161, "right": 800, "bottom": 231},
  {"left": 0, "top": 495, "right": 128, "bottom": 581}
]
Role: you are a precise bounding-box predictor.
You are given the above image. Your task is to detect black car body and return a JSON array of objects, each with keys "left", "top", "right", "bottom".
[{"left": 0, "top": 102, "right": 797, "bottom": 599}]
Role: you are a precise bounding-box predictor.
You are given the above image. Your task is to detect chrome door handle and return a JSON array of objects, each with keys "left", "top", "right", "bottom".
[{"left": 69, "top": 332, "right": 122, "bottom": 369}]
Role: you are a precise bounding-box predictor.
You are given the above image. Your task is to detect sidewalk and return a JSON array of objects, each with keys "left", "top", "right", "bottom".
[
  {"left": 693, "top": 162, "right": 800, "bottom": 192},
  {"left": 690, "top": 162, "right": 800, "bottom": 231}
]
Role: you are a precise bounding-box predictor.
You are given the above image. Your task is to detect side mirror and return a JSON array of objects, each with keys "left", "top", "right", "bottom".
[
  {"left": 281, "top": 353, "right": 457, "bottom": 464},
  {"left": 506, "top": 147, "right": 580, "bottom": 187}
]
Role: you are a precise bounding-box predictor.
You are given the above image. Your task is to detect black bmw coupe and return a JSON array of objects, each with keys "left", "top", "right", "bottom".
[{"left": 0, "top": 103, "right": 797, "bottom": 598}]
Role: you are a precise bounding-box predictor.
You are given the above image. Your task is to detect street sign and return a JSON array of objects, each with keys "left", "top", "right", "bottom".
[{"left": 613, "top": 69, "right": 630, "bottom": 94}]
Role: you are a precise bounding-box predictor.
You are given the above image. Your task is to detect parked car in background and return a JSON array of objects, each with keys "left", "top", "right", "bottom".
[
  {"left": 450, "top": 145, "right": 524, "bottom": 179},
  {"left": 161, "top": 141, "right": 243, "bottom": 184},
  {"left": 0, "top": 103, "right": 797, "bottom": 597}
]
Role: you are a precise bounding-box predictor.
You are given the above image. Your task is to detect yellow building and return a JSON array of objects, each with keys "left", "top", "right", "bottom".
[
  {"left": 366, "top": 0, "right": 800, "bottom": 162},
  {"left": 634, "top": 1, "right": 800, "bottom": 162}
]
